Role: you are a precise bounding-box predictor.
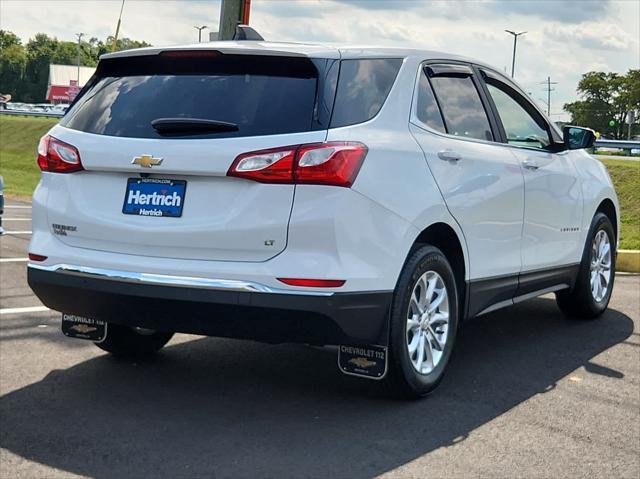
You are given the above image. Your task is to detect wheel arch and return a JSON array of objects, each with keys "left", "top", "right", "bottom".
[
  {"left": 595, "top": 197, "right": 618, "bottom": 243},
  {"left": 411, "top": 222, "right": 468, "bottom": 318}
]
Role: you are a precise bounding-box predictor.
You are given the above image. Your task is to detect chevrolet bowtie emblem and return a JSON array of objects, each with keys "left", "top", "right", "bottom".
[
  {"left": 132, "top": 154, "right": 163, "bottom": 168},
  {"left": 70, "top": 324, "right": 97, "bottom": 334},
  {"left": 348, "top": 357, "right": 376, "bottom": 369}
]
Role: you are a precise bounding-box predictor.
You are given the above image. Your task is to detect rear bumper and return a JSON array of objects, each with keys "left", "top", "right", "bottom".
[{"left": 27, "top": 265, "right": 392, "bottom": 346}]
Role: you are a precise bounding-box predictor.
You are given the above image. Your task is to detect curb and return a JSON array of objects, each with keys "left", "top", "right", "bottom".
[{"left": 617, "top": 250, "right": 640, "bottom": 273}]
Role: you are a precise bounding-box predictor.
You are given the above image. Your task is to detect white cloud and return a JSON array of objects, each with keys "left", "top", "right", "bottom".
[{"left": 544, "top": 22, "right": 632, "bottom": 51}]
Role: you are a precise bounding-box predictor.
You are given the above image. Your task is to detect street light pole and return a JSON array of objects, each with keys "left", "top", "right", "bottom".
[
  {"left": 194, "top": 25, "right": 208, "bottom": 43},
  {"left": 75, "top": 33, "right": 84, "bottom": 82},
  {"left": 505, "top": 30, "right": 526, "bottom": 78}
]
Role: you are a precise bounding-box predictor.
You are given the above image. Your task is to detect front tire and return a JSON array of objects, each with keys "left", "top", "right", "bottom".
[
  {"left": 556, "top": 212, "right": 616, "bottom": 319},
  {"left": 385, "top": 245, "right": 459, "bottom": 399},
  {"left": 96, "top": 323, "right": 174, "bottom": 358}
]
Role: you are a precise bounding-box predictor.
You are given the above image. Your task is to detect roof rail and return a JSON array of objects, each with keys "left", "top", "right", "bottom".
[{"left": 233, "top": 25, "right": 264, "bottom": 41}]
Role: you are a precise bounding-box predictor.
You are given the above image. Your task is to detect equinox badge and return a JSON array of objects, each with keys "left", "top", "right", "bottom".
[{"left": 132, "top": 154, "right": 163, "bottom": 168}]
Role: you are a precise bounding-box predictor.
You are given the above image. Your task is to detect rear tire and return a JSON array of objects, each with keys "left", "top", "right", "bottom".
[
  {"left": 96, "top": 323, "right": 174, "bottom": 358},
  {"left": 556, "top": 212, "right": 616, "bottom": 319},
  {"left": 384, "top": 245, "right": 459, "bottom": 399}
]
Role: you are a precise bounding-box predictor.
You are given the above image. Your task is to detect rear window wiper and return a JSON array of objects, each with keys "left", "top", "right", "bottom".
[{"left": 151, "top": 118, "right": 239, "bottom": 135}]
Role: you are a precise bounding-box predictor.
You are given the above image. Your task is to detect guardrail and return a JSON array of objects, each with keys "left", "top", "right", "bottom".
[
  {"left": 0, "top": 110, "right": 63, "bottom": 119},
  {"left": 594, "top": 139, "right": 640, "bottom": 150}
]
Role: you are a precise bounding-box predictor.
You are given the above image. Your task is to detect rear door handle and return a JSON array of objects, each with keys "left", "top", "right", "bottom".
[
  {"left": 437, "top": 150, "right": 462, "bottom": 162},
  {"left": 522, "top": 159, "right": 539, "bottom": 170}
]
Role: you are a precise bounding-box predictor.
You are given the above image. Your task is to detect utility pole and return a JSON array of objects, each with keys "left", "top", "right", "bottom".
[
  {"left": 75, "top": 33, "right": 84, "bottom": 82},
  {"left": 540, "top": 76, "right": 558, "bottom": 117},
  {"left": 505, "top": 30, "right": 526, "bottom": 78},
  {"left": 194, "top": 25, "right": 208, "bottom": 42},
  {"left": 112, "top": 0, "right": 126, "bottom": 52},
  {"left": 218, "top": 0, "right": 252, "bottom": 40}
]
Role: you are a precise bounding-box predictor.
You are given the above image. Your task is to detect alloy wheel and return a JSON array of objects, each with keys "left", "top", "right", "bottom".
[
  {"left": 590, "top": 229, "right": 612, "bottom": 302},
  {"left": 406, "top": 271, "right": 450, "bottom": 375}
]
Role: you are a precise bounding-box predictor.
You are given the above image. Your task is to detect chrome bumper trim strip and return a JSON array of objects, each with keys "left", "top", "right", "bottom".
[{"left": 28, "top": 263, "right": 335, "bottom": 297}]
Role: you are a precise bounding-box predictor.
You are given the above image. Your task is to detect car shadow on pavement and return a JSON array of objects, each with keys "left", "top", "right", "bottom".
[{"left": 0, "top": 297, "right": 634, "bottom": 479}]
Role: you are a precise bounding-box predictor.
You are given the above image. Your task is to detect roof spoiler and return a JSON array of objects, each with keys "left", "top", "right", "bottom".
[{"left": 232, "top": 25, "right": 264, "bottom": 41}]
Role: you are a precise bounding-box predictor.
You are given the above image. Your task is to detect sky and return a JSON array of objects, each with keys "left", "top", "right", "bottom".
[{"left": 1, "top": 0, "right": 638, "bottom": 119}]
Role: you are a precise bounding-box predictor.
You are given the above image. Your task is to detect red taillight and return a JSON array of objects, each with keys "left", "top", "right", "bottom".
[
  {"left": 37, "top": 135, "right": 83, "bottom": 173},
  {"left": 227, "top": 142, "right": 368, "bottom": 187},
  {"left": 28, "top": 253, "right": 48, "bottom": 262},
  {"left": 277, "top": 278, "right": 346, "bottom": 288},
  {"left": 295, "top": 142, "right": 368, "bottom": 187},
  {"left": 227, "top": 146, "right": 297, "bottom": 183}
]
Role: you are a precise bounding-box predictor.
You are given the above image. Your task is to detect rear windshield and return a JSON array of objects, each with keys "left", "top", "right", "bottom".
[{"left": 61, "top": 53, "right": 334, "bottom": 139}]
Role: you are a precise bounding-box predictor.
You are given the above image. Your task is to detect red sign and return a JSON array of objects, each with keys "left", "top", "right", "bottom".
[{"left": 68, "top": 80, "right": 80, "bottom": 102}]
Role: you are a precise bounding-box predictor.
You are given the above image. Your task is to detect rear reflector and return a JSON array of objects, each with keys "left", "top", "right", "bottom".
[
  {"left": 228, "top": 142, "right": 367, "bottom": 187},
  {"left": 37, "top": 135, "right": 83, "bottom": 173},
  {"left": 28, "top": 253, "right": 47, "bottom": 262},
  {"left": 277, "top": 278, "right": 346, "bottom": 288}
]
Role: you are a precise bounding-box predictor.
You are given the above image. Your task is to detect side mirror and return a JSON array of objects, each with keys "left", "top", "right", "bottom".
[{"left": 563, "top": 125, "right": 596, "bottom": 150}]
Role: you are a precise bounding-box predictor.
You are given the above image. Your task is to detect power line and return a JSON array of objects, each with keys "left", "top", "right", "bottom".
[
  {"left": 112, "top": 0, "right": 126, "bottom": 52},
  {"left": 539, "top": 76, "right": 558, "bottom": 117}
]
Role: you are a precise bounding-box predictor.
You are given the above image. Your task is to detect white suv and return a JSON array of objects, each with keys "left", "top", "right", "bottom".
[{"left": 28, "top": 42, "right": 619, "bottom": 397}]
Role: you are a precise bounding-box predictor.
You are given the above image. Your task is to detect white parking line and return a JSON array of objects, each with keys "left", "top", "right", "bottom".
[
  {"left": 4, "top": 205, "right": 31, "bottom": 209},
  {"left": 4, "top": 231, "right": 32, "bottom": 234},
  {"left": 2, "top": 218, "right": 31, "bottom": 221},
  {"left": 0, "top": 306, "right": 50, "bottom": 315},
  {"left": 0, "top": 258, "right": 29, "bottom": 263}
]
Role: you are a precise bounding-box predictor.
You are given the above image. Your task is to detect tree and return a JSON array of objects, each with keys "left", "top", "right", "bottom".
[
  {"left": 0, "top": 43, "right": 27, "bottom": 97},
  {"left": 564, "top": 70, "right": 639, "bottom": 139},
  {"left": 0, "top": 31, "right": 151, "bottom": 102},
  {"left": 21, "top": 33, "right": 59, "bottom": 101},
  {"left": 0, "top": 30, "right": 21, "bottom": 49},
  {"left": 95, "top": 36, "right": 152, "bottom": 57}
]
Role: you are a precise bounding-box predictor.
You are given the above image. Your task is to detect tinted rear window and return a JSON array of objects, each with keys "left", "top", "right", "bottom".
[
  {"left": 330, "top": 58, "right": 402, "bottom": 128},
  {"left": 415, "top": 70, "right": 446, "bottom": 133},
  {"left": 61, "top": 54, "right": 331, "bottom": 139},
  {"left": 429, "top": 75, "right": 493, "bottom": 141}
]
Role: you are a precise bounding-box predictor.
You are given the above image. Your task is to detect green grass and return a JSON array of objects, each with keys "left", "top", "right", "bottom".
[
  {"left": 0, "top": 115, "right": 58, "bottom": 199},
  {"left": 1, "top": 115, "right": 638, "bottom": 249},
  {"left": 599, "top": 158, "right": 640, "bottom": 250}
]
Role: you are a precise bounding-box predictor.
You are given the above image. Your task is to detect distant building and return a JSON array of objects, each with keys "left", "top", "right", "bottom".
[{"left": 46, "top": 64, "right": 96, "bottom": 104}]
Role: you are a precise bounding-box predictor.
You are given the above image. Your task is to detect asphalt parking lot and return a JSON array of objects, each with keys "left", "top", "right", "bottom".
[{"left": 0, "top": 199, "right": 638, "bottom": 479}]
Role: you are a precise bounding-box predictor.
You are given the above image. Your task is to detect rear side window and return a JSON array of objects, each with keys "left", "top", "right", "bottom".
[
  {"left": 330, "top": 59, "right": 402, "bottom": 128},
  {"left": 61, "top": 54, "right": 332, "bottom": 139},
  {"left": 429, "top": 74, "right": 493, "bottom": 141},
  {"left": 415, "top": 70, "right": 446, "bottom": 133}
]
